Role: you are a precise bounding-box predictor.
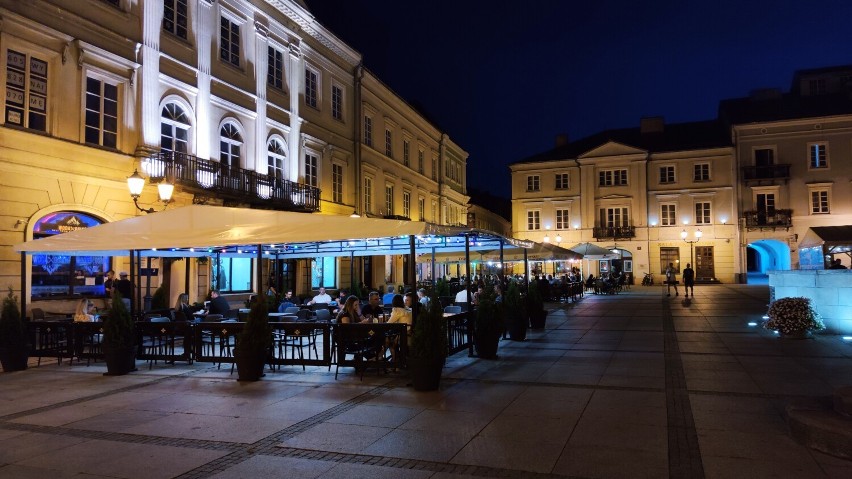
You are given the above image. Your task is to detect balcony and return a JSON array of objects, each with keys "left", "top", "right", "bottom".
[
  {"left": 145, "top": 152, "right": 320, "bottom": 212},
  {"left": 593, "top": 226, "right": 636, "bottom": 240},
  {"left": 742, "top": 209, "right": 792, "bottom": 231},
  {"left": 741, "top": 164, "right": 791, "bottom": 184}
]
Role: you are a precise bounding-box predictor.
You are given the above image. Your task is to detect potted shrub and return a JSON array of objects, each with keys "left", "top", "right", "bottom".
[
  {"left": 0, "top": 287, "right": 29, "bottom": 372},
  {"left": 763, "top": 297, "right": 825, "bottom": 338},
  {"left": 233, "top": 298, "right": 271, "bottom": 381},
  {"left": 103, "top": 291, "right": 137, "bottom": 376},
  {"left": 150, "top": 285, "right": 169, "bottom": 310},
  {"left": 527, "top": 280, "right": 547, "bottom": 329},
  {"left": 475, "top": 285, "right": 503, "bottom": 359},
  {"left": 408, "top": 293, "right": 448, "bottom": 391},
  {"left": 505, "top": 281, "right": 527, "bottom": 341}
]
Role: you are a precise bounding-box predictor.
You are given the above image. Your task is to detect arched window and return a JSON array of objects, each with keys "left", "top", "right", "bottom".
[
  {"left": 219, "top": 122, "right": 242, "bottom": 169},
  {"left": 160, "top": 103, "right": 190, "bottom": 154},
  {"left": 31, "top": 212, "right": 110, "bottom": 298},
  {"left": 267, "top": 137, "right": 286, "bottom": 180}
]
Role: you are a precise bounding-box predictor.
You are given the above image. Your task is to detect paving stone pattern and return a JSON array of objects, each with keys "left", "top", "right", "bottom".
[{"left": 2, "top": 284, "right": 851, "bottom": 478}]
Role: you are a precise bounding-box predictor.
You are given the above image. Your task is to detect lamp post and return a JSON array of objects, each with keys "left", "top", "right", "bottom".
[
  {"left": 680, "top": 228, "right": 702, "bottom": 271},
  {"left": 127, "top": 169, "right": 173, "bottom": 214},
  {"left": 127, "top": 169, "right": 174, "bottom": 312}
]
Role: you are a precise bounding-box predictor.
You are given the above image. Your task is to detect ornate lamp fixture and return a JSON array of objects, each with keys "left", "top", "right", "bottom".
[{"left": 127, "top": 169, "right": 173, "bottom": 214}]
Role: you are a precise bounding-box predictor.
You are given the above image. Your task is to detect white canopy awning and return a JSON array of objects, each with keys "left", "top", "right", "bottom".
[
  {"left": 15, "top": 205, "right": 529, "bottom": 258},
  {"left": 480, "top": 242, "right": 582, "bottom": 262}
]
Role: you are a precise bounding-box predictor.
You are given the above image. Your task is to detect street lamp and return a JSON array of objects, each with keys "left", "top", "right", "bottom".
[
  {"left": 680, "top": 228, "right": 702, "bottom": 269},
  {"left": 127, "top": 169, "right": 173, "bottom": 214}
]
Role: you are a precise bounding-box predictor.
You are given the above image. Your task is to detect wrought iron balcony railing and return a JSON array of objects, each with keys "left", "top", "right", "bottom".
[
  {"left": 144, "top": 152, "right": 320, "bottom": 212},
  {"left": 742, "top": 209, "right": 792, "bottom": 229},
  {"left": 593, "top": 226, "right": 636, "bottom": 239},
  {"left": 741, "top": 164, "right": 791, "bottom": 182}
]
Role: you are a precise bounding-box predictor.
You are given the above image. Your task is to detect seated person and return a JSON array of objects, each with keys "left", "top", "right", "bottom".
[
  {"left": 336, "top": 296, "right": 366, "bottom": 323},
  {"left": 417, "top": 288, "right": 430, "bottom": 308},
  {"left": 381, "top": 285, "right": 396, "bottom": 306},
  {"left": 277, "top": 290, "right": 299, "bottom": 312},
  {"left": 360, "top": 291, "right": 385, "bottom": 322},
  {"left": 386, "top": 294, "right": 413, "bottom": 365},
  {"left": 308, "top": 287, "right": 332, "bottom": 305},
  {"left": 174, "top": 293, "right": 195, "bottom": 321},
  {"left": 205, "top": 289, "right": 230, "bottom": 316},
  {"left": 73, "top": 299, "right": 96, "bottom": 322}
]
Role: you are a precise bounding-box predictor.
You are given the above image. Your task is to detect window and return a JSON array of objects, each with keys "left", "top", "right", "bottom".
[
  {"left": 385, "top": 129, "right": 393, "bottom": 157},
  {"left": 363, "top": 116, "right": 372, "bottom": 146},
  {"left": 811, "top": 189, "right": 830, "bottom": 214},
  {"left": 31, "top": 212, "right": 110, "bottom": 298},
  {"left": 661, "top": 204, "right": 677, "bottom": 226},
  {"left": 527, "top": 210, "right": 541, "bottom": 230},
  {"left": 418, "top": 197, "right": 425, "bottom": 221},
  {"left": 214, "top": 257, "right": 252, "bottom": 293},
  {"left": 659, "top": 247, "right": 680, "bottom": 274},
  {"left": 599, "top": 169, "right": 628, "bottom": 186},
  {"left": 555, "top": 173, "right": 569, "bottom": 190},
  {"left": 418, "top": 149, "right": 424, "bottom": 174},
  {"left": 600, "top": 207, "right": 629, "bottom": 227},
  {"left": 84, "top": 77, "right": 118, "bottom": 148},
  {"left": 219, "top": 123, "right": 242, "bottom": 169},
  {"left": 694, "top": 163, "right": 710, "bottom": 182},
  {"left": 160, "top": 103, "right": 189, "bottom": 154},
  {"left": 267, "top": 46, "right": 284, "bottom": 90},
  {"left": 311, "top": 256, "right": 336, "bottom": 289},
  {"left": 431, "top": 155, "right": 436, "bottom": 180},
  {"left": 163, "top": 0, "right": 188, "bottom": 39},
  {"left": 385, "top": 185, "right": 394, "bottom": 215},
  {"left": 527, "top": 175, "right": 540, "bottom": 192},
  {"left": 659, "top": 166, "right": 675, "bottom": 184},
  {"left": 431, "top": 200, "right": 437, "bottom": 223},
  {"left": 219, "top": 16, "right": 240, "bottom": 66},
  {"left": 267, "top": 138, "right": 286, "bottom": 180},
  {"left": 403, "top": 191, "right": 411, "bottom": 218},
  {"left": 403, "top": 140, "right": 410, "bottom": 167},
  {"left": 363, "top": 177, "right": 372, "bottom": 213},
  {"left": 809, "top": 143, "right": 828, "bottom": 169},
  {"left": 331, "top": 84, "right": 342, "bottom": 120},
  {"left": 304, "top": 67, "right": 318, "bottom": 108},
  {"left": 809, "top": 78, "right": 826, "bottom": 95},
  {"left": 5, "top": 50, "right": 48, "bottom": 131},
  {"left": 304, "top": 153, "right": 318, "bottom": 188},
  {"left": 756, "top": 192, "right": 775, "bottom": 214},
  {"left": 754, "top": 148, "right": 775, "bottom": 166},
  {"left": 695, "top": 202, "right": 711, "bottom": 225},
  {"left": 556, "top": 208, "right": 569, "bottom": 229},
  {"left": 332, "top": 163, "right": 343, "bottom": 203}
]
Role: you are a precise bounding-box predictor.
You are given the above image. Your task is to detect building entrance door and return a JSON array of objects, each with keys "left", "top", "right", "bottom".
[{"left": 695, "top": 246, "right": 715, "bottom": 280}]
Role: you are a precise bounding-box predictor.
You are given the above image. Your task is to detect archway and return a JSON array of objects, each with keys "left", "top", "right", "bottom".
[{"left": 747, "top": 239, "right": 791, "bottom": 275}]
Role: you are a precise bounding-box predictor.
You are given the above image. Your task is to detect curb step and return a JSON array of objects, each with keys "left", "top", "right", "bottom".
[{"left": 785, "top": 390, "right": 852, "bottom": 460}]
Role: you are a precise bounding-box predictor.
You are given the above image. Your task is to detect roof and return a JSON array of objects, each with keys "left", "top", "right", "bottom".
[
  {"left": 799, "top": 226, "right": 852, "bottom": 252},
  {"left": 719, "top": 92, "right": 852, "bottom": 125},
  {"left": 14, "top": 205, "right": 529, "bottom": 259},
  {"left": 513, "top": 120, "right": 731, "bottom": 165}
]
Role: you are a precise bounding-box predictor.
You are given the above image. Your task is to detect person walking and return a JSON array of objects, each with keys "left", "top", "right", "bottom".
[
  {"left": 664, "top": 263, "right": 679, "bottom": 297},
  {"left": 682, "top": 263, "right": 695, "bottom": 298}
]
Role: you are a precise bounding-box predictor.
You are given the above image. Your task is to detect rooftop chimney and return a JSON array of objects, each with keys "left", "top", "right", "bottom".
[
  {"left": 640, "top": 117, "right": 665, "bottom": 134},
  {"left": 555, "top": 134, "right": 569, "bottom": 147}
]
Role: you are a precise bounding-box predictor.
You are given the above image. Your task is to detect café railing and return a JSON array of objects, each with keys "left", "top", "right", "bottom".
[{"left": 446, "top": 312, "right": 470, "bottom": 356}]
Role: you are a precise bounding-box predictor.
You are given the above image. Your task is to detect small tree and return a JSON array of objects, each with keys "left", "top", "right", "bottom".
[
  {"left": 235, "top": 298, "right": 272, "bottom": 357},
  {"left": 505, "top": 281, "right": 527, "bottom": 340},
  {"left": 0, "top": 287, "right": 24, "bottom": 348},
  {"left": 410, "top": 293, "right": 448, "bottom": 362},
  {"left": 104, "top": 291, "right": 135, "bottom": 350},
  {"left": 151, "top": 285, "right": 169, "bottom": 310},
  {"left": 475, "top": 284, "right": 503, "bottom": 358},
  {"left": 436, "top": 278, "right": 450, "bottom": 298}
]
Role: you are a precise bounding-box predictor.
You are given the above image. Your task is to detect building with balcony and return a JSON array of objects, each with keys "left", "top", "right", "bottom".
[
  {"left": 720, "top": 65, "right": 852, "bottom": 274},
  {"left": 0, "top": 0, "right": 468, "bottom": 311},
  {"left": 511, "top": 119, "right": 737, "bottom": 283}
]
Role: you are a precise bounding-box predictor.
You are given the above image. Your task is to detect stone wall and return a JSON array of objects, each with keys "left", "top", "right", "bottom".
[{"left": 768, "top": 270, "right": 852, "bottom": 334}]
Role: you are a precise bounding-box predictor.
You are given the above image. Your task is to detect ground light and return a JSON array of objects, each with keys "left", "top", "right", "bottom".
[
  {"left": 748, "top": 322, "right": 758, "bottom": 327},
  {"left": 842, "top": 336, "right": 852, "bottom": 341}
]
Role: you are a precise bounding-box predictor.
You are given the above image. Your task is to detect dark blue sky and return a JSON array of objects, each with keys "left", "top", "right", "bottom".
[{"left": 303, "top": 0, "right": 852, "bottom": 198}]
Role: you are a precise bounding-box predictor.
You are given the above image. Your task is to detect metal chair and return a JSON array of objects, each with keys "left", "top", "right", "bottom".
[{"left": 443, "top": 305, "right": 462, "bottom": 314}]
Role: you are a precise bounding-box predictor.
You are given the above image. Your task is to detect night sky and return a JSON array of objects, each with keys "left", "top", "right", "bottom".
[{"left": 303, "top": 0, "right": 852, "bottom": 198}]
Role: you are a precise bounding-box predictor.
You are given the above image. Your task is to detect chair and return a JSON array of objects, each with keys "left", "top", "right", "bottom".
[
  {"left": 334, "top": 324, "right": 387, "bottom": 380},
  {"left": 444, "top": 305, "right": 462, "bottom": 314},
  {"left": 311, "top": 303, "right": 329, "bottom": 312},
  {"left": 284, "top": 306, "right": 301, "bottom": 315},
  {"left": 314, "top": 309, "right": 332, "bottom": 322},
  {"left": 31, "top": 308, "right": 46, "bottom": 321},
  {"left": 142, "top": 317, "right": 173, "bottom": 369},
  {"left": 203, "top": 314, "right": 224, "bottom": 322}
]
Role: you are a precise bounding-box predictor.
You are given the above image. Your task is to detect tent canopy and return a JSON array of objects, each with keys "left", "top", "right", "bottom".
[
  {"left": 480, "top": 242, "right": 582, "bottom": 262},
  {"left": 799, "top": 226, "right": 852, "bottom": 253},
  {"left": 567, "top": 242, "right": 618, "bottom": 259},
  {"left": 15, "top": 205, "right": 529, "bottom": 258}
]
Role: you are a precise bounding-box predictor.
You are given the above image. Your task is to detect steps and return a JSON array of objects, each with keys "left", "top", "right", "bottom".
[{"left": 786, "top": 386, "right": 852, "bottom": 459}]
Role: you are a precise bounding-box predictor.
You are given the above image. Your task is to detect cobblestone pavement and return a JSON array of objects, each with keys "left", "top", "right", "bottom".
[{"left": 2, "top": 284, "right": 852, "bottom": 478}]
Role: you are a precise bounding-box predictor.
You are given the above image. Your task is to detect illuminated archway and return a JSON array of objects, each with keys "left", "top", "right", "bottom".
[{"left": 747, "top": 239, "right": 791, "bottom": 274}]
